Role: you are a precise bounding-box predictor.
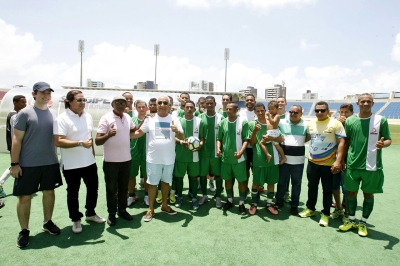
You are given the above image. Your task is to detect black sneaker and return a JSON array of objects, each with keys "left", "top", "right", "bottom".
[
  {"left": 42, "top": 220, "right": 61, "bottom": 235},
  {"left": 222, "top": 201, "right": 233, "bottom": 211},
  {"left": 118, "top": 211, "right": 133, "bottom": 221},
  {"left": 275, "top": 201, "right": 284, "bottom": 209},
  {"left": 290, "top": 207, "right": 299, "bottom": 216},
  {"left": 239, "top": 204, "right": 246, "bottom": 215},
  {"left": 17, "top": 229, "right": 30, "bottom": 248},
  {"left": 107, "top": 214, "right": 117, "bottom": 226}
]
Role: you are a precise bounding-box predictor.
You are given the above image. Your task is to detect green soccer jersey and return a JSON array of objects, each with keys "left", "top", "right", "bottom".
[
  {"left": 218, "top": 109, "right": 227, "bottom": 118},
  {"left": 198, "top": 112, "right": 224, "bottom": 158},
  {"left": 175, "top": 109, "right": 185, "bottom": 118},
  {"left": 217, "top": 118, "right": 249, "bottom": 164},
  {"left": 130, "top": 117, "right": 146, "bottom": 161},
  {"left": 194, "top": 109, "right": 203, "bottom": 117},
  {"left": 345, "top": 114, "right": 391, "bottom": 170},
  {"left": 248, "top": 120, "right": 278, "bottom": 167},
  {"left": 175, "top": 117, "right": 202, "bottom": 163}
]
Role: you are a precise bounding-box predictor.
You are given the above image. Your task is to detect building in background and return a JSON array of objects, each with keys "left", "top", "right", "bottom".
[
  {"left": 265, "top": 84, "right": 286, "bottom": 100},
  {"left": 87, "top": 79, "right": 105, "bottom": 88},
  {"left": 209, "top": 82, "right": 214, "bottom": 92},
  {"left": 134, "top": 81, "right": 158, "bottom": 90},
  {"left": 199, "top": 80, "right": 209, "bottom": 91},
  {"left": 189, "top": 81, "right": 199, "bottom": 91},
  {"left": 239, "top": 86, "right": 257, "bottom": 98},
  {"left": 302, "top": 90, "right": 318, "bottom": 100},
  {"left": 189, "top": 80, "right": 213, "bottom": 91}
]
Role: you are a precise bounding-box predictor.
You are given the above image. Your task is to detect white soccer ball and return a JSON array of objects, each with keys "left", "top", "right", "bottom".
[{"left": 187, "top": 136, "right": 200, "bottom": 151}]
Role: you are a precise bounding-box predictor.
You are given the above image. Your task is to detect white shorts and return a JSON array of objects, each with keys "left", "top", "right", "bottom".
[
  {"left": 266, "top": 129, "right": 281, "bottom": 145},
  {"left": 146, "top": 162, "right": 174, "bottom": 185}
]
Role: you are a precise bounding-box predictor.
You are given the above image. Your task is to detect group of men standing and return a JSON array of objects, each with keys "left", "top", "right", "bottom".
[{"left": 4, "top": 82, "right": 391, "bottom": 248}]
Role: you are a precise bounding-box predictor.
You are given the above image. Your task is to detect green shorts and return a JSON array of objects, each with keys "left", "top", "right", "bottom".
[
  {"left": 130, "top": 160, "right": 147, "bottom": 178},
  {"left": 173, "top": 161, "right": 200, "bottom": 177},
  {"left": 199, "top": 157, "right": 221, "bottom": 177},
  {"left": 221, "top": 161, "right": 246, "bottom": 182},
  {"left": 344, "top": 168, "right": 384, "bottom": 194},
  {"left": 252, "top": 165, "right": 279, "bottom": 186}
]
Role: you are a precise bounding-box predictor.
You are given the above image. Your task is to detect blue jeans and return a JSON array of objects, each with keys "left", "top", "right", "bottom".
[
  {"left": 306, "top": 161, "right": 333, "bottom": 216},
  {"left": 276, "top": 163, "right": 304, "bottom": 208}
]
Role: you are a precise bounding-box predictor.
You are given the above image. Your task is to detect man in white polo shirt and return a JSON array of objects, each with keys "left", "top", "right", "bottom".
[
  {"left": 131, "top": 96, "right": 184, "bottom": 222},
  {"left": 54, "top": 90, "right": 106, "bottom": 234},
  {"left": 95, "top": 95, "right": 136, "bottom": 226}
]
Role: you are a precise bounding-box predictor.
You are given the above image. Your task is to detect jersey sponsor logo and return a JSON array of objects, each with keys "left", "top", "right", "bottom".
[
  {"left": 370, "top": 128, "right": 378, "bottom": 135},
  {"left": 323, "top": 127, "right": 333, "bottom": 134},
  {"left": 194, "top": 127, "right": 199, "bottom": 133},
  {"left": 237, "top": 129, "right": 241, "bottom": 135}
]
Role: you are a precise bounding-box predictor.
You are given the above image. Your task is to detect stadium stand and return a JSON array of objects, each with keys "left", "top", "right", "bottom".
[{"left": 379, "top": 102, "right": 400, "bottom": 118}]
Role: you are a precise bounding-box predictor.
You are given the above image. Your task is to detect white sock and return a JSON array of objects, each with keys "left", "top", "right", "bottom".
[
  {"left": 349, "top": 215, "right": 356, "bottom": 220},
  {"left": 228, "top": 197, "right": 233, "bottom": 203},
  {"left": 170, "top": 190, "right": 175, "bottom": 195},
  {"left": 239, "top": 200, "right": 244, "bottom": 205},
  {"left": 361, "top": 217, "right": 367, "bottom": 223}
]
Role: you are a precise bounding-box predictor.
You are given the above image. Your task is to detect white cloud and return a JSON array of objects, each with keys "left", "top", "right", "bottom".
[
  {"left": 300, "top": 39, "right": 319, "bottom": 50},
  {"left": 174, "top": 0, "right": 317, "bottom": 10},
  {"left": 392, "top": 33, "right": 400, "bottom": 63},
  {"left": 360, "top": 60, "right": 373, "bottom": 67}
]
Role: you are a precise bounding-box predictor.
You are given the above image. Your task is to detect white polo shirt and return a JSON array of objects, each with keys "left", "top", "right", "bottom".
[
  {"left": 97, "top": 111, "right": 135, "bottom": 162},
  {"left": 53, "top": 109, "right": 96, "bottom": 170}
]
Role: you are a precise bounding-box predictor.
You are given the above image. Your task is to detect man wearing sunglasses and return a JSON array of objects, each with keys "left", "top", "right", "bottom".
[
  {"left": 299, "top": 101, "right": 346, "bottom": 227},
  {"left": 131, "top": 96, "right": 184, "bottom": 222},
  {"left": 54, "top": 90, "right": 105, "bottom": 234},
  {"left": 95, "top": 95, "right": 136, "bottom": 226},
  {"left": 275, "top": 105, "right": 310, "bottom": 215}
]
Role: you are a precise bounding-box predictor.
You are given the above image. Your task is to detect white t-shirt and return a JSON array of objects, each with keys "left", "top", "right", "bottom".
[
  {"left": 140, "top": 114, "right": 183, "bottom": 165},
  {"left": 239, "top": 108, "right": 255, "bottom": 147},
  {"left": 53, "top": 109, "right": 96, "bottom": 170},
  {"left": 97, "top": 111, "right": 135, "bottom": 162}
]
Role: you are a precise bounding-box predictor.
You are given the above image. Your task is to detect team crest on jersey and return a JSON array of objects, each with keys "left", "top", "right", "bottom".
[
  {"left": 370, "top": 128, "right": 378, "bottom": 135},
  {"left": 237, "top": 129, "right": 241, "bottom": 135},
  {"left": 194, "top": 127, "right": 199, "bottom": 133}
]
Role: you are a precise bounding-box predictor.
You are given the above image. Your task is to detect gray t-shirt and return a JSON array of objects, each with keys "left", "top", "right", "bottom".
[{"left": 14, "top": 105, "right": 58, "bottom": 167}]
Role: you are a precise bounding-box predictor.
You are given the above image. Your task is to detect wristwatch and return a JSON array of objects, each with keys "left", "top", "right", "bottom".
[
  {"left": 78, "top": 141, "right": 83, "bottom": 146},
  {"left": 11, "top": 162, "right": 19, "bottom": 166}
]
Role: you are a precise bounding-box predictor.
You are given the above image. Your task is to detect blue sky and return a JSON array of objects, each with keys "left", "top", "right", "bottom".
[{"left": 0, "top": 0, "right": 399, "bottom": 99}]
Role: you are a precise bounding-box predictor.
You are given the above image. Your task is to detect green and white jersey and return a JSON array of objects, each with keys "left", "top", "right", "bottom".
[
  {"left": 345, "top": 114, "right": 391, "bottom": 171},
  {"left": 194, "top": 109, "right": 203, "bottom": 117},
  {"left": 175, "top": 117, "right": 202, "bottom": 163},
  {"left": 218, "top": 109, "right": 227, "bottom": 118},
  {"left": 172, "top": 109, "right": 185, "bottom": 118},
  {"left": 198, "top": 112, "right": 224, "bottom": 158},
  {"left": 217, "top": 117, "right": 249, "bottom": 164},
  {"left": 130, "top": 117, "right": 146, "bottom": 161},
  {"left": 248, "top": 120, "right": 279, "bottom": 167}
]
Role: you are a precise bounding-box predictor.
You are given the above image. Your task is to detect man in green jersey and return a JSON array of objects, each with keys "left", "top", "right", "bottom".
[
  {"left": 122, "top": 92, "right": 134, "bottom": 117},
  {"left": 173, "top": 93, "right": 190, "bottom": 118},
  {"left": 248, "top": 102, "right": 284, "bottom": 215},
  {"left": 194, "top": 97, "right": 206, "bottom": 116},
  {"left": 198, "top": 96, "right": 225, "bottom": 208},
  {"left": 218, "top": 93, "right": 231, "bottom": 118},
  {"left": 128, "top": 100, "right": 148, "bottom": 206},
  {"left": 173, "top": 100, "right": 204, "bottom": 209},
  {"left": 339, "top": 93, "right": 391, "bottom": 237},
  {"left": 217, "top": 102, "right": 249, "bottom": 215}
]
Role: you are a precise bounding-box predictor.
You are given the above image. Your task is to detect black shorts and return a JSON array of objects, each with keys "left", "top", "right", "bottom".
[
  {"left": 246, "top": 147, "right": 253, "bottom": 172},
  {"left": 13, "top": 163, "right": 63, "bottom": 196}
]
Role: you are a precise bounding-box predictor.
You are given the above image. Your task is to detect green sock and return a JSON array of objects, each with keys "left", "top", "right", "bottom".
[
  {"left": 200, "top": 176, "right": 207, "bottom": 195},
  {"left": 227, "top": 188, "right": 233, "bottom": 199},
  {"left": 215, "top": 177, "right": 222, "bottom": 197},
  {"left": 190, "top": 177, "right": 198, "bottom": 198},
  {"left": 176, "top": 177, "right": 184, "bottom": 197},
  {"left": 347, "top": 195, "right": 357, "bottom": 217},
  {"left": 239, "top": 191, "right": 246, "bottom": 202},
  {"left": 362, "top": 197, "right": 374, "bottom": 219},
  {"left": 251, "top": 189, "right": 258, "bottom": 204}
]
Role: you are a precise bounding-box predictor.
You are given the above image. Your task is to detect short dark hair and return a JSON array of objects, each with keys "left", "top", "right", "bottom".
[
  {"left": 291, "top": 104, "right": 303, "bottom": 113},
  {"left": 185, "top": 100, "right": 196, "bottom": 107},
  {"left": 65, "top": 90, "right": 83, "bottom": 109},
  {"left": 315, "top": 101, "right": 329, "bottom": 109},
  {"left": 227, "top": 102, "right": 238, "bottom": 109},
  {"left": 197, "top": 97, "right": 205, "bottom": 103},
  {"left": 358, "top": 93, "right": 374, "bottom": 102},
  {"left": 268, "top": 100, "right": 279, "bottom": 108},
  {"left": 340, "top": 103, "right": 353, "bottom": 112},
  {"left": 277, "top": 96, "right": 286, "bottom": 102},
  {"left": 205, "top": 95, "right": 216, "bottom": 102},
  {"left": 168, "top": 96, "right": 173, "bottom": 103},
  {"left": 135, "top": 100, "right": 147, "bottom": 107},
  {"left": 222, "top": 93, "right": 232, "bottom": 101},
  {"left": 245, "top": 94, "right": 255, "bottom": 100},
  {"left": 180, "top": 92, "right": 190, "bottom": 99},
  {"left": 13, "top": 95, "right": 25, "bottom": 103},
  {"left": 122, "top": 92, "right": 132, "bottom": 97},
  {"left": 149, "top": 98, "right": 157, "bottom": 104},
  {"left": 254, "top": 102, "right": 265, "bottom": 109}
]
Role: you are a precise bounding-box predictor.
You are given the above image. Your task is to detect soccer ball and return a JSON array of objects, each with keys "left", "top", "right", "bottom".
[{"left": 187, "top": 136, "right": 200, "bottom": 151}]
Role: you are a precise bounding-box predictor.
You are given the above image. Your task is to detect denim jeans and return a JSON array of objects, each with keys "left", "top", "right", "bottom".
[
  {"left": 103, "top": 160, "right": 131, "bottom": 215},
  {"left": 306, "top": 161, "right": 333, "bottom": 215},
  {"left": 276, "top": 163, "right": 304, "bottom": 208},
  {"left": 63, "top": 163, "right": 99, "bottom": 222}
]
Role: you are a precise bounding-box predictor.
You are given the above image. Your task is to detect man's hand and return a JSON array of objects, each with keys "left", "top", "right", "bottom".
[
  {"left": 83, "top": 138, "right": 92, "bottom": 148},
  {"left": 337, "top": 116, "right": 346, "bottom": 124},
  {"left": 376, "top": 137, "right": 385, "bottom": 150},
  {"left": 331, "top": 160, "right": 342, "bottom": 174},
  {"left": 217, "top": 150, "right": 222, "bottom": 157},
  {"left": 171, "top": 120, "right": 179, "bottom": 133},
  {"left": 108, "top": 124, "right": 117, "bottom": 137},
  {"left": 253, "top": 123, "right": 261, "bottom": 133},
  {"left": 182, "top": 138, "right": 189, "bottom": 149},
  {"left": 234, "top": 151, "right": 242, "bottom": 159},
  {"left": 10, "top": 165, "right": 22, "bottom": 178}
]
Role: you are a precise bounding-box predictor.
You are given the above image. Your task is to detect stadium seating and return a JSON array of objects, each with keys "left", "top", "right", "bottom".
[{"left": 379, "top": 102, "right": 400, "bottom": 118}]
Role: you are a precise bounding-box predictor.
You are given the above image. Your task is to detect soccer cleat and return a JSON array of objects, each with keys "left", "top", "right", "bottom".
[
  {"left": 358, "top": 223, "right": 368, "bottom": 237},
  {"left": 42, "top": 220, "right": 61, "bottom": 235},
  {"left": 215, "top": 197, "right": 222, "bottom": 209},
  {"left": 169, "top": 193, "right": 176, "bottom": 204},
  {"left": 107, "top": 215, "right": 117, "bottom": 226},
  {"left": 249, "top": 204, "right": 257, "bottom": 215},
  {"left": 192, "top": 200, "right": 199, "bottom": 210},
  {"left": 72, "top": 221, "right": 82, "bottom": 234},
  {"left": 0, "top": 187, "right": 6, "bottom": 198},
  {"left": 209, "top": 181, "right": 215, "bottom": 192},
  {"left": 298, "top": 208, "right": 316, "bottom": 218},
  {"left": 319, "top": 214, "right": 330, "bottom": 227},
  {"left": 143, "top": 195, "right": 149, "bottom": 206},
  {"left": 239, "top": 204, "right": 246, "bottom": 215},
  {"left": 284, "top": 193, "right": 291, "bottom": 203},
  {"left": 175, "top": 197, "right": 183, "bottom": 208},
  {"left": 156, "top": 192, "right": 162, "bottom": 203},
  {"left": 17, "top": 229, "right": 30, "bottom": 248},
  {"left": 85, "top": 214, "right": 106, "bottom": 223},
  {"left": 127, "top": 197, "right": 135, "bottom": 206},
  {"left": 198, "top": 195, "right": 209, "bottom": 205},
  {"left": 330, "top": 208, "right": 344, "bottom": 219},
  {"left": 275, "top": 202, "right": 284, "bottom": 209},
  {"left": 339, "top": 220, "right": 357, "bottom": 231},
  {"left": 222, "top": 201, "right": 233, "bottom": 211}
]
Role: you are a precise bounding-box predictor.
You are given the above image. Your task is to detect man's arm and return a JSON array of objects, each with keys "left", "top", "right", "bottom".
[
  {"left": 262, "top": 135, "right": 284, "bottom": 143},
  {"left": 305, "top": 133, "right": 311, "bottom": 143},
  {"left": 130, "top": 129, "right": 146, "bottom": 139},
  {"left": 10, "top": 129, "right": 25, "bottom": 178},
  {"left": 331, "top": 137, "right": 345, "bottom": 173},
  {"left": 216, "top": 140, "right": 222, "bottom": 157},
  {"left": 54, "top": 135, "right": 92, "bottom": 149},
  {"left": 235, "top": 140, "right": 248, "bottom": 159}
]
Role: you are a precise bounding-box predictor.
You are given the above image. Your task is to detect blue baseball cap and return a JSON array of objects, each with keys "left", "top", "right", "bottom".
[{"left": 33, "top": 82, "right": 54, "bottom": 92}]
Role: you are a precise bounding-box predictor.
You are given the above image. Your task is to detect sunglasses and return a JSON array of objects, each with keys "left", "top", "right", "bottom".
[
  {"left": 315, "top": 109, "right": 326, "bottom": 113},
  {"left": 76, "top": 98, "right": 87, "bottom": 102},
  {"left": 289, "top": 111, "right": 299, "bottom": 115},
  {"left": 114, "top": 101, "right": 127, "bottom": 106},
  {"left": 158, "top": 101, "right": 169, "bottom": 106}
]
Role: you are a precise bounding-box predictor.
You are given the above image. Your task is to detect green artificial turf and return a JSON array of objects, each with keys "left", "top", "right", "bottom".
[{"left": 0, "top": 146, "right": 399, "bottom": 265}]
